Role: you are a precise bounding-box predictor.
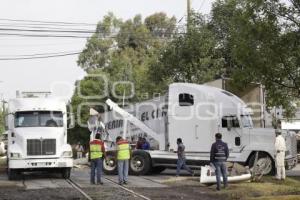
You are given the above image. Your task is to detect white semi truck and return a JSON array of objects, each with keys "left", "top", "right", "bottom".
[
  {"left": 94, "top": 83, "right": 297, "bottom": 175},
  {"left": 6, "top": 97, "right": 73, "bottom": 180}
]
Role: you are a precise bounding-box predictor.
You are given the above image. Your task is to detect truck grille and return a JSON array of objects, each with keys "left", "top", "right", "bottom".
[{"left": 27, "top": 139, "right": 56, "bottom": 156}]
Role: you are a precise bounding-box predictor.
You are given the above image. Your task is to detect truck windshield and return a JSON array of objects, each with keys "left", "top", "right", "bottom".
[
  {"left": 15, "top": 111, "right": 63, "bottom": 127},
  {"left": 241, "top": 115, "right": 253, "bottom": 128}
]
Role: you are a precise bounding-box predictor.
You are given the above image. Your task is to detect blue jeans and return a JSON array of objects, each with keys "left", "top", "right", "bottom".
[
  {"left": 213, "top": 161, "right": 228, "bottom": 189},
  {"left": 90, "top": 158, "right": 103, "bottom": 184},
  {"left": 176, "top": 158, "right": 193, "bottom": 176},
  {"left": 118, "top": 160, "right": 129, "bottom": 183}
]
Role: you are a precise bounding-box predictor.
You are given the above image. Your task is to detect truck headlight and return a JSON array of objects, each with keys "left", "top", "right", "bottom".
[
  {"left": 62, "top": 151, "right": 72, "bottom": 157},
  {"left": 10, "top": 153, "right": 21, "bottom": 159}
]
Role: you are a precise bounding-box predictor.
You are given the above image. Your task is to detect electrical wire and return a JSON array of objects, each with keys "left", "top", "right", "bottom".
[
  {"left": 0, "top": 18, "right": 186, "bottom": 61},
  {"left": 0, "top": 52, "right": 80, "bottom": 60},
  {"left": 0, "top": 18, "right": 97, "bottom": 26},
  {"left": 0, "top": 27, "right": 96, "bottom": 34},
  {"left": 0, "top": 24, "right": 96, "bottom": 31},
  {"left": 0, "top": 42, "right": 83, "bottom": 48},
  {"left": 0, "top": 33, "right": 91, "bottom": 38},
  {"left": 0, "top": 50, "right": 81, "bottom": 57}
]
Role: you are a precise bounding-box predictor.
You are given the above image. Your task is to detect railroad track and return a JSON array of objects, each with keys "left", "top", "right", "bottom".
[
  {"left": 67, "top": 177, "right": 152, "bottom": 200},
  {"left": 66, "top": 179, "right": 93, "bottom": 200},
  {"left": 103, "top": 177, "right": 151, "bottom": 200}
]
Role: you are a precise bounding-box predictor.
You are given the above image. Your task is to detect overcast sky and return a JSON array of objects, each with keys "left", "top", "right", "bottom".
[{"left": 0, "top": 0, "right": 213, "bottom": 100}]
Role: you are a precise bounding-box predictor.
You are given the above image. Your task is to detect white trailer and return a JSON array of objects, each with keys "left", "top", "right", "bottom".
[
  {"left": 6, "top": 97, "right": 73, "bottom": 180},
  {"left": 98, "top": 83, "right": 297, "bottom": 175}
]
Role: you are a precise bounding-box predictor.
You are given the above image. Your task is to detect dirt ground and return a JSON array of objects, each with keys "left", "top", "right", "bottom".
[
  {"left": 0, "top": 163, "right": 299, "bottom": 200},
  {"left": 134, "top": 186, "right": 223, "bottom": 200},
  {"left": 0, "top": 187, "right": 83, "bottom": 200},
  {"left": 0, "top": 181, "right": 222, "bottom": 200}
]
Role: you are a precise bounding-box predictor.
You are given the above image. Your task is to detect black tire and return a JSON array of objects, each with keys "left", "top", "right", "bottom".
[
  {"left": 62, "top": 168, "right": 71, "bottom": 179},
  {"left": 8, "top": 168, "right": 19, "bottom": 180},
  {"left": 151, "top": 166, "right": 166, "bottom": 174},
  {"left": 103, "top": 151, "right": 118, "bottom": 175},
  {"left": 248, "top": 152, "right": 275, "bottom": 176},
  {"left": 129, "top": 150, "right": 152, "bottom": 175}
]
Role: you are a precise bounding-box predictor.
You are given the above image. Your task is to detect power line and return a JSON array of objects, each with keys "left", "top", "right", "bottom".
[
  {"left": 0, "top": 27, "right": 96, "bottom": 34},
  {"left": 0, "top": 30, "right": 185, "bottom": 39},
  {"left": 0, "top": 18, "right": 97, "bottom": 26},
  {"left": 0, "top": 50, "right": 81, "bottom": 57},
  {"left": 0, "top": 24, "right": 185, "bottom": 32},
  {"left": 0, "top": 24, "right": 96, "bottom": 31},
  {"left": 0, "top": 18, "right": 187, "bottom": 29},
  {"left": 0, "top": 42, "right": 83, "bottom": 48},
  {"left": 0, "top": 33, "right": 90, "bottom": 38},
  {"left": 0, "top": 52, "right": 80, "bottom": 60}
]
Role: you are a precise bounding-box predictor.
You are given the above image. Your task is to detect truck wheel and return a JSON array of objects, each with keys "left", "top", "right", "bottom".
[
  {"left": 248, "top": 152, "right": 275, "bottom": 175},
  {"left": 151, "top": 166, "right": 166, "bottom": 174},
  {"left": 130, "top": 150, "right": 151, "bottom": 175},
  {"left": 62, "top": 168, "right": 71, "bottom": 179},
  {"left": 8, "top": 169, "right": 19, "bottom": 180},
  {"left": 103, "top": 152, "right": 117, "bottom": 175}
]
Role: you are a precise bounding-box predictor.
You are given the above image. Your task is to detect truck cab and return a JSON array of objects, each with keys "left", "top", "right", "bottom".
[
  {"left": 166, "top": 83, "right": 298, "bottom": 174},
  {"left": 6, "top": 97, "right": 73, "bottom": 180}
]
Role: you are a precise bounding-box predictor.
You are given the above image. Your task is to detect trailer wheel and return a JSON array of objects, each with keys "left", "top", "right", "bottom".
[
  {"left": 248, "top": 152, "right": 275, "bottom": 175},
  {"left": 130, "top": 150, "right": 151, "bottom": 175},
  {"left": 62, "top": 168, "right": 71, "bottom": 179},
  {"left": 151, "top": 166, "right": 166, "bottom": 174},
  {"left": 103, "top": 152, "right": 117, "bottom": 175},
  {"left": 8, "top": 169, "right": 19, "bottom": 180}
]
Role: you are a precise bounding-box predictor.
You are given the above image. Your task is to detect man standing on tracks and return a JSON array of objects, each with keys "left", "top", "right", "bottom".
[
  {"left": 116, "top": 136, "right": 131, "bottom": 185},
  {"left": 90, "top": 133, "right": 106, "bottom": 185},
  {"left": 275, "top": 130, "right": 286, "bottom": 180},
  {"left": 210, "top": 133, "right": 229, "bottom": 191},
  {"left": 176, "top": 138, "right": 194, "bottom": 177}
]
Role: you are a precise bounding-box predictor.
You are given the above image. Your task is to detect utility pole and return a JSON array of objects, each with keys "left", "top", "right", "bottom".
[{"left": 187, "top": 0, "right": 191, "bottom": 31}]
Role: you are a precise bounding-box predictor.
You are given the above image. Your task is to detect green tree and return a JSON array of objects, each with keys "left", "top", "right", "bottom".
[
  {"left": 150, "top": 12, "right": 224, "bottom": 87},
  {"left": 210, "top": 0, "right": 300, "bottom": 117},
  {"left": 69, "top": 13, "right": 177, "bottom": 145}
]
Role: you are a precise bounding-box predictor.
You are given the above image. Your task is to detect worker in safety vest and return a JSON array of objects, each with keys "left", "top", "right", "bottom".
[
  {"left": 89, "top": 133, "right": 106, "bottom": 185},
  {"left": 116, "top": 136, "right": 131, "bottom": 185},
  {"left": 275, "top": 130, "right": 286, "bottom": 180}
]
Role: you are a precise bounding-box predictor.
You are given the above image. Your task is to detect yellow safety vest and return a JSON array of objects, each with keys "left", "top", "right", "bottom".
[
  {"left": 117, "top": 140, "right": 130, "bottom": 160},
  {"left": 90, "top": 140, "right": 104, "bottom": 159}
]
